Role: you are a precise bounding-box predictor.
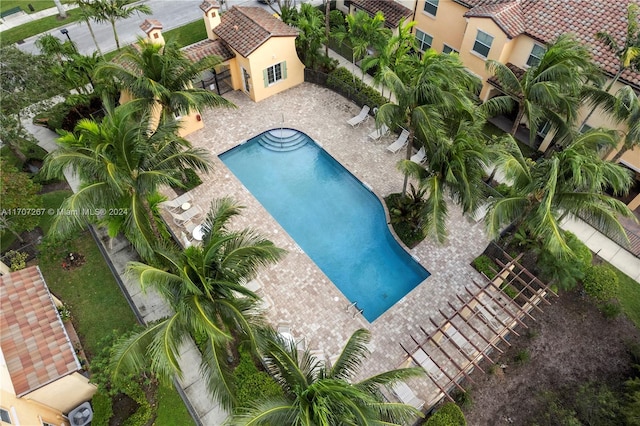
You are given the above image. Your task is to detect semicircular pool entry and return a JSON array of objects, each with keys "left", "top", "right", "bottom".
[{"left": 219, "top": 129, "right": 430, "bottom": 321}]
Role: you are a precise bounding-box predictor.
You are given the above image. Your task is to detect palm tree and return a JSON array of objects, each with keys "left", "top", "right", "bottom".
[
  {"left": 362, "top": 18, "right": 417, "bottom": 98},
  {"left": 110, "top": 198, "right": 285, "bottom": 410},
  {"left": 376, "top": 49, "right": 481, "bottom": 195},
  {"left": 397, "top": 113, "right": 493, "bottom": 243},
  {"left": 484, "top": 34, "right": 600, "bottom": 144},
  {"left": 228, "top": 328, "right": 424, "bottom": 425},
  {"left": 486, "top": 129, "right": 635, "bottom": 256},
  {"left": 95, "top": 38, "right": 234, "bottom": 123},
  {"left": 579, "top": 3, "right": 640, "bottom": 128},
  {"left": 92, "top": 0, "right": 152, "bottom": 50},
  {"left": 71, "top": 0, "right": 105, "bottom": 56},
  {"left": 294, "top": 3, "right": 326, "bottom": 69},
  {"left": 40, "top": 101, "right": 212, "bottom": 261},
  {"left": 53, "top": 0, "right": 67, "bottom": 19},
  {"left": 333, "top": 10, "right": 390, "bottom": 81},
  {"left": 611, "top": 86, "right": 640, "bottom": 162}
]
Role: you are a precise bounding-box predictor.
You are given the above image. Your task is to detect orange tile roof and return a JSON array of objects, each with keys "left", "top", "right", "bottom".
[
  {"left": 213, "top": 6, "right": 299, "bottom": 57},
  {"left": 351, "top": 0, "right": 413, "bottom": 29},
  {"left": 1, "top": 266, "right": 79, "bottom": 397},
  {"left": 461, "top": 0, "right": 640, "bottom": 88},
  {"left": 183, "top": 38, "right": 235, "bottom": 62}
]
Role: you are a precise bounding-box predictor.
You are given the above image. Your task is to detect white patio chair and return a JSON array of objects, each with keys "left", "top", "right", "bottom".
[
  {"left": 391, "top": 381, "right": 425, "bottom": 410},
  {"left": 386, "top": 129, "right": 410, "bottom": 153},
  {"left": 444, "top": 325, "right": 476, "bottom": 356},
  {"left": 368, "top": 124, "right": 390, "bottom": 140},
  {"left": 412, "top": 348, "right": 444, "bottom": 380},
  {"left": 159, "top": 192, "right": 193, "bottom": 212},
  {"left": 171, "top": 205, "right": 203, "bottom": 225},
  {"left": 347, "top": 105, "right": 370, "bottom": 127},
  {"left": 475, "top": 304, "right": 501, "bottom": 330},
  {"left": 410, "top": 147, "right": 427, "bottom": 164}
]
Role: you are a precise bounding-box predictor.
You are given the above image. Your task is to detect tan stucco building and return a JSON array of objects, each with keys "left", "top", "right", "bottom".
[
  {"left": 356, "top": 0, "right": 640, "bottom": 211},
  {"left": 136, "top": 1, "right": 305, "bottom": 137},
  {"left": 0, "top": 266, "right": 96, "bottom": 426}
]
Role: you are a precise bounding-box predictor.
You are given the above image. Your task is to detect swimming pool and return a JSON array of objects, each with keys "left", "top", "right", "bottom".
[{"left": 219, "top": 129, "right": 430, "bottom": 321}]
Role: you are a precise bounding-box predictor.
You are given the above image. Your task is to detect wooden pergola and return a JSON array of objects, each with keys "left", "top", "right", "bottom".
[{"left": 400, "top": 248, "right": 558, "bottom": 406}]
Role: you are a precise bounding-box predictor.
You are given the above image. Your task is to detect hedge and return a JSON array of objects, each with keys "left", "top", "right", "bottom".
[
  {"left": 583, "top": 264, "right": 619, "bottom": 302},
  {"left": 326, "top": 67, "right": 388, "bottom": 110},
  {"left": 425, "top": 402, "right": 467, "bottom": 426}
]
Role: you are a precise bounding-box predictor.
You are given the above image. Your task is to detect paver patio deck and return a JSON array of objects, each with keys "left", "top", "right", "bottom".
[{"left": 164, "top": 82, "right": 492, "bottom": 405}]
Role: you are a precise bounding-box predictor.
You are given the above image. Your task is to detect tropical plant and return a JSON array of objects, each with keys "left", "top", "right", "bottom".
[
  {"left": 95, "top": 38, "right": 234, "bottom": 123},
  {"left": 35, "top": 33, "right": 76, "bottom": 62},
  {"left": 90, "top": 0, "right": 152, "bottom": 50},
  {"left": 610, "top": 86, "right": 640, "bottom": 162},
  {"left": 333, "top": 10, "right": 390, "bottom": 81},
  {"left": 0, "top": 160, "right": 42, "bottom": 240},
  {"left": 293, "top": 3, "right": 326, "bottom": 69},
  {"left": 362, "top": 18, "right": 417, "bottom": 97},
  {"left": 486, "top": 128, "right": 635, "bottom": 256},
  {"left": 53, "top": 0, "right": 67, "bottom": 19},
  {"left": 483, "top": 34, "right": 601, "bottom": 144},
  {"left": 108, "top": 198, "right": 285, "bottom": 410},
  {"left": 71, "top": 0, "right": 105, "bottom": 56},
  {"left": 40, "top": 101, "right": 212, "bottom": 261},
  {"left": 397, "top": 113, "right": 493, "bottom": 243},
  {"left": 227, "top": 328, "right": 424, "bottom": 425},
  {"left": 376, "top": 49, "right": 481, "bottom": 196},
  {"left": 267, "top": 0, "right": 298, "bottom": 24}
]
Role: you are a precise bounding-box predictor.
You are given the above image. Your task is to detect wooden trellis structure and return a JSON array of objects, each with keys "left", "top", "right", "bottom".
[{"left": 400, "top": 248, "right": 558, "bottom": 407}]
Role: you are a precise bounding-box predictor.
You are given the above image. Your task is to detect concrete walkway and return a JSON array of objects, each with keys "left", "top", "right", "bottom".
[{"left": 23, "top": 118, "right": 227, "bottom": 425}]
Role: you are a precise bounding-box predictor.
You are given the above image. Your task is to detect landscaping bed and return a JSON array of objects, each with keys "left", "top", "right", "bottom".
[{"left": 463, "top": 287, "right": 640, "bottom": 425}]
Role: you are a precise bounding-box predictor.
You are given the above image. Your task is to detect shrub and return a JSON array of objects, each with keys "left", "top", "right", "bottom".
[
  {"left": 327, "top": 67, "right": 388, "bottom": 109},
  {"left": 583, "top": 264, "right": 619, "bottom": 302},
  {"left": 601, "top": 300, "right": 622, "bottom": 319},
  {"left": 537, "top": 231, "right": 592, "bottom": 291},
  {"left": 4, "top": 250, "right": 29, "bottom": 271},
  {"left": 426, "top": 402, "right": 467, "bottom": 426},
  {"left": 472, "top": 255, "right": 498, "bottom": 280},
  {"left": 513, "top": 349, "right": 530, "bottom": 365},
  {"left": 233, "top": 349, "right": 283, "bottom": 405},
  {"left": 91, "top": 390, "right": 114, "bottom": 426},
  {"left": 501, "top": 284, "right": 518, "bottom": 299},
  {"left": 179, "top": 168, "right": 202, "bottom": 191}
]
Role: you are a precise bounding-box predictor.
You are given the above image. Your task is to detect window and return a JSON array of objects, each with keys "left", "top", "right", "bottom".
[
  {"left": 537, "top": 121, "right": 551, "bottom": 139},
  {"left": 263, "top": 62, "right": 287, "bottom": 87},
  {"left": 423, "top": 0, "right": 439, "bottom": 16},
  {"left": 0, "top": 409, "right": 11, "bottom": 424},
  {"left": 42, "top": 422, "right": 55, "bottom": 426},
  {"left": 415, "top": 30, "right": 433, "bottom": 52},
  {"left": 472, "top": 30, "right": 493, "bottom": 58},
  {"left": 526, "top": 44, "right": 545, "bottom": 67},
  {"left": 442, "top": 44, "right": 458, "bottom": 54},
  {"left": 579, "top": 124, "right": 593, "bottom": 134}
]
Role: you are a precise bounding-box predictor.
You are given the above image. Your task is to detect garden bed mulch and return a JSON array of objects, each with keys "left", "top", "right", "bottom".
[{"left": 462, "top": 288, "right": 640, "bottom": 425}]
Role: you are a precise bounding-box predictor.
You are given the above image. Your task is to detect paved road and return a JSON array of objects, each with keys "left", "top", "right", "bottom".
[{"left": 14, "top": 0, "right": 281, "bottom": 56}]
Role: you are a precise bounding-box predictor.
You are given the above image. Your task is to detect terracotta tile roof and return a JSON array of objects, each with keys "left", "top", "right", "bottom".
[
  {"left": 213, "top": 6, "right": 299, "bottom": 57},
  {"left": 0, "top": 266, "right": 79, "bottom": 397},
  {"left": 139, "top": 19, "right": 162, "bottom": 34},
  {"left": 487, "top": 62, "right": 525, "bottom": 97},
  {"left": 182, "top": 38, "right": 235, "bottom": 62},
  {"left": 199, "top": 0, "right": 220, "bottom": 14},
  {"left": 351, "top": 0, "right": 412, "bottom": 29},
  {"left": 461, "top": 0, "right": 640, "bottom": 88}
]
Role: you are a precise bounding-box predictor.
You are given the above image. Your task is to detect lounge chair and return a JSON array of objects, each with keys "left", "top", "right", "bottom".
[
  {"left": 474, "top": 304, "right": 501, "bottom": 330},
  {"left": 386, "top": 129, "right": 410, "bottom": 153},
  {"left": 444, "top": 325, "right": 476, "bottom": 356},
  {"left": 171, "top": 205, "right": 203, "bottom": 225},
  {"left": 412, "top": 348, "right": 444, "bottom": 380},
  {"left": 159, "top": 192, "right": 193, "bottom": 212},
  {"left": 368, "top": 124, "right": 390, "bottom": 140},
  {"left": 410, "top": 147, "right": 426, "bottom": 164},
  {"left": 347, "top": 105, "right": 370, "bottom": 127},
  {"left": 391, "top": 381, "right": 425, "bottom": 410}
]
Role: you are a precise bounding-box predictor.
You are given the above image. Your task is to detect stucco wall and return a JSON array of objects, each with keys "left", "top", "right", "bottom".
[
  {"left": 0, "top": 389, "right": 68, "bottom": 426},
  {"left": 413, "top": 0, "right": 468, "bottom": 53},
  {"left": 26, "top": 372, "right": 97, "bottom": 414},
  {"left": 246, "top": 37, "right": 305, "bottom": 103}
]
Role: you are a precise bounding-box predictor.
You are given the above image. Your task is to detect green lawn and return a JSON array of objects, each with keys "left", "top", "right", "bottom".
[
  {"left": 1, "top": 1, "right": 68, "bottom": 15},
  {"left": 163, "top": 19, "right": 207, "bottom": 48},
  {"left": 40, "top": 189, "right": 72, "bottom": 235},
  {"left": 0, "top": 8, "right": 84, "bottom": 47},
  {"left": 614, "top": 266, "right": 640, "bottom": 328},
  {"left": 38, "top": 230, "right": 139, "bottom": 356},
  {"left": 155, "top": 384, "right": 196, "bottom": 426}
]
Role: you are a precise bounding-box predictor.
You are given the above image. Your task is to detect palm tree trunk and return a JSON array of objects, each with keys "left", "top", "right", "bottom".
[
  {"left": 401, "top": 129, "right": 415, "bottom": 196},
  {"left": 325, "top": 0, "right": 330, "bottom": 57},
  {"left": 111, "top": 19, "right": 120, "bottom": 50},
  {"left": 612, "top": 146, "right": 628, "bottom": 162},
  {"left": 511, "top": 104, "right": 525, "bottom": 136},
  {"left": 85, "top": 19, "right": 103, "bottom": 57},
  {"left": 53, "top": 0, "right": 67, "bottom": 18}
]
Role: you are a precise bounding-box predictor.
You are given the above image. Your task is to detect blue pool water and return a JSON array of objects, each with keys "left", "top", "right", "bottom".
[{"left": 219, "top": 129, "right": 430, "bottom": 321}]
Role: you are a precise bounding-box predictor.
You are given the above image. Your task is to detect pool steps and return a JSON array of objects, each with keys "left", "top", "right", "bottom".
[{"left": 259, "top": 129, "right": 308, "bottom": 151}]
